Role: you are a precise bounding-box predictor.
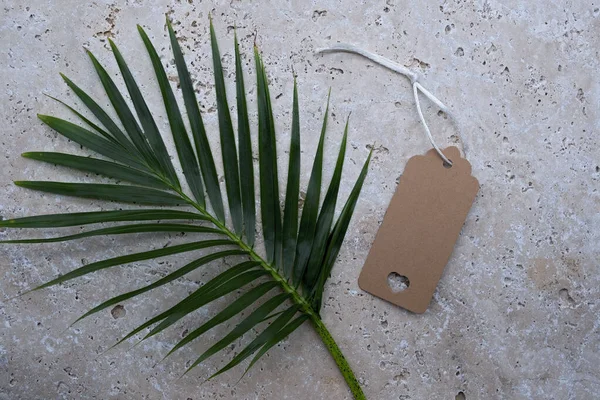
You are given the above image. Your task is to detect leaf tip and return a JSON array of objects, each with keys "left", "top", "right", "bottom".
[
  {"left": 180, "top": 365, "right": 195, "bottom": 380},
  {"left": 107, "top": 38, "right": 118, "bottom": 53},
  {"left": 6, "top": 289, "right": 31, "bottom": 301},
  {"left": 68, "top": 316, "right": 84, "bottom": 328}
]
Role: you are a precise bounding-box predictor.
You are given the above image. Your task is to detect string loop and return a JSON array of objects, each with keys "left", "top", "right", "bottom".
[{"left": 316, "top": 43, "right": 453, "bottom": 166}]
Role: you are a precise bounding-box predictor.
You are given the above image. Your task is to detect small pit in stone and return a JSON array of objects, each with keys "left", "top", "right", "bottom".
[
  {"left": 456, "top": 392, "right": 466, "bottom": 400},
  {"left": 387, "top": 272, "right": 410, "bottom": 293},
  {"left": 110, "top": 305, "right": 126, "bottom": 319}
]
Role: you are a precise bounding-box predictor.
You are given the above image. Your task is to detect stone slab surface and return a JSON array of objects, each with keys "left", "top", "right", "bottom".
[{"left": 1, "top": 1, "right": 598, "bottom": 399}]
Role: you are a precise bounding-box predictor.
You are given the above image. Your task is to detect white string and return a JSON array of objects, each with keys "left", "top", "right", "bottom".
[{"left": 316, "top": 43, "right": 453, "bottom": 166}]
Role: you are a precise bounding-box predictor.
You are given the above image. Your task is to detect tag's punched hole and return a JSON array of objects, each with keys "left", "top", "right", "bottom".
[
  {"left": 387, "top": 272, "right": 410, "bottom": 293},
  {"left": 443, "top": 159, "right": 453, "bottom": 169}
]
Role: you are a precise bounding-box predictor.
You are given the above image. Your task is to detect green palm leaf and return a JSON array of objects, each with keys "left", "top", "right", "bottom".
[
  {"left": 1, "top": 18, "right": 371, "bottom": 400},
  {"left": 184, "top": 292, "right": 291, "bottom": 374},
  {"left": 0, "top": 223, "right": 222, "bottom": 244},
  {"left": 210, "top": 20, "right": 243, "bottom": 234},
  {"left": 163, "top": 280, "right": 279, "bottom": 360},
  {"left": 292, "top": 93, "right": 329, "bottom": 285},
  {"left": 167, "top": 19, "right": 225, "bottom": 222},
  {"left": 208, "top": 303, "right": 301, "bottom": 380},
  {"left": 311, "top": 150, "right": 373, "bottom": 310},
  {"left": 32, "top": 239, "right": 235, "bottom": 292},
  {"left": 58, "top": 74, "right": 135, "bottom": 150},
  {"left": 243, "top": 313, "right": 310, "bottom": 377},
  {"left": 108, "top": 38, "right": 181, "bottom": 187},
  {"left": 73, "top": 252, "right": 251, "bottom": 325},
  {"left": 255, "top": 48, "right": 282, "bottom": 264},
  {"left": 140, "top": 269, "right": 268, "bottom": 342},
  {"left": 115, "top": 269, "right": 268, "bottom": 348},
  {"left": 37, "top": 115, "right": 147, "bottom": 170},
  {"left": 138, "top": 25, "right": 204, "bottom": 204},
  {"left": 304, "top": 118, "right": 348, "bottom": 290},
  {"left": 43, "top": 94, "right": 119, "bottom": 145},
  {"left": 282, "top": 79, "right": 301, "bottom": 277},
  {"left": 85, "top": 50, "right": 161, "bottom": 171},
  {"left": 13, "top": 181, "right": 184, "bottom": 206},
  {"left": 234, "top": 30, "right": 256, "bottom": 246},
  {"left": 22, "top": 152, "right": 168, "bottom": 189},
  {"left": 0, "top": 209, "right": 208, "bottom": 228}
]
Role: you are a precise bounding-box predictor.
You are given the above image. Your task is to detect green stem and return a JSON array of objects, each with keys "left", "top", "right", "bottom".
[
  {"left": 311, "top": 317, "right": 367, "bottom": 400},
  {"left": 169, "top": 187, "right": 366, "bottom": 399}
]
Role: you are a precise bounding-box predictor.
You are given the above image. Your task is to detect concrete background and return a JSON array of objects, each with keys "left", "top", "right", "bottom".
[{"left": 1, "top": 1, "right": 599, "bottom": 399}]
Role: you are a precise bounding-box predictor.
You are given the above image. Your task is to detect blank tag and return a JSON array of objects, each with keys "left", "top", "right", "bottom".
[{"left": 358, "top": 146, "right": 478, "bottom": 313}]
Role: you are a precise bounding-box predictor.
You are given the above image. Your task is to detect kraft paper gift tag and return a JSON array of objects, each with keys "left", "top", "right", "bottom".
[
  {"left": 315, "top": 43, "right": 478, "bottom": 313},
  {"left": 358, "top": 146, "right": 478, "bottom": 313}
]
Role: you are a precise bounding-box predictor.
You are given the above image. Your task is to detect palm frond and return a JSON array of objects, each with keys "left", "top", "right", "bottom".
[
  {"left": 311, "top": 149, "right": 373, "bottom": 310},
  {"left": 163, "top": 280, "right": 278, "bottom": 360},
  {"left": 244, "top": 313, "right": 311, "bottom": 377},
  {"left": 37, "top": 114, "right": 147, "bottom": 170},
  {"left": 207, "top": 303, "right": 301, "bottom": 380},
  {"left": 22, "top": 152, "right": 168, "bottom": 189},
  {"left": 13, "top": 181, "right": 184, "bottom": 205},
  {"left": 58, "top": 74, "right": 136, "bottom": 149},
  {"left": 85, "top": 49, "right": 162, "bottom": 172},
  {"left": 114, "top": 268, "right": 269, "bottom": 348},
  {"left": 303, "top": 117, "right": 349, "bottom": 290},
  {"left": 1, "top": 18, "right": 371, "bottom": 400},
  {"left": 282, "top": 78, "right": 301, "bottom": 277},
  {"left": 292, "top": 93, "right": 329, "bottom": 285},
  {"left": 210, "top": 20, "right": 243, "bottom": 235},
  {"left": 184, "top": 292, "right": 291, "bottom": 375},
  {"left": 108, "top": 38, "right": 181, "bottom": 187},
  {"left": 166, "top": 19, "right": 225, "bottom": 222},
  {"left": 73, "top": 253, "right": 253, "bottom": 325},
  {"left": 32, "top": 239, "right": 235, "bottom": 291},
  {"left": 0, "top": 223, "right": 221, "bottom": 244},
  {"left": 0, "top": 209, "right": 208, "bottom": 228},
  {"left": 255, "top": 46, "right": 282, "bottom": 264}
]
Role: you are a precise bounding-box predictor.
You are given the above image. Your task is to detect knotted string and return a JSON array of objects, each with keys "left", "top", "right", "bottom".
[{"left": 316, "top": 43, "right": 454, "bottom": 166}]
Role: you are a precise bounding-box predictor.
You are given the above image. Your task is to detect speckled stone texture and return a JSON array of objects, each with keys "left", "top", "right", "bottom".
[{"left": 1, "top": 1, "right": 598, "bottom": 399}]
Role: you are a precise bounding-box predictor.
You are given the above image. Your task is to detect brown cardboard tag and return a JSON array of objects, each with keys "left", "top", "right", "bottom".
[{"left": 358, "top": 146, "right": 479, "bottom": 313}]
